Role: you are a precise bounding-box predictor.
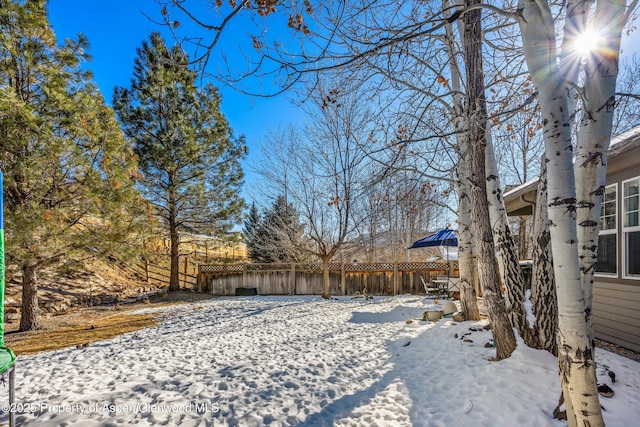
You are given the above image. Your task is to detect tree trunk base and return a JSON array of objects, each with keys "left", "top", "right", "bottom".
[
  {"left": 20, "top": 265, "right": 41, "bottom": 331},
  {"left": 553, "top": 392, "right": 567, "bottom": 421}
]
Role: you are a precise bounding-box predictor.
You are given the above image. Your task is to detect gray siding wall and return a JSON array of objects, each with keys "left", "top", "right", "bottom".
[
  {"left": 593, "top": 278, "right": 640, "bottom": 352},
  {"left": 593, "top": 142, "right": 640, "bottom": 352},
  {"left": 503, "top": 135, "right": 640, "bottom": 353}
]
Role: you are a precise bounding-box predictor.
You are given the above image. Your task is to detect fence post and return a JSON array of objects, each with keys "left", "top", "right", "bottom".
[
  {"left": 393, "top": 261, "right": 398, "bottom": 295},
  {"left": 290, "top": 263, "right": 296, "bottom": 295},
  {"left": 183, "top": 257, "right": 188, "bottom": 289},
  {"left": 409, "top": 269, "right": 414, "bottom": 294},
  {"left": 197, "top": 264, "right": 202, "bottom": 293},
  {"left": 341, "top": 262, "right": 346, "bottom": 296}
]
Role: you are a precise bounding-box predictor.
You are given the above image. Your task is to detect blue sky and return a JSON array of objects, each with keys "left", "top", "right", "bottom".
[
  {"left": 47, "top": 1, "right": 302, "bottom": 141},
  {"left": 47, "top": 1, "right": 640, "bottom": 210},
  {"left": 48, "top": 0, "right": 304, "bottom": 205}
]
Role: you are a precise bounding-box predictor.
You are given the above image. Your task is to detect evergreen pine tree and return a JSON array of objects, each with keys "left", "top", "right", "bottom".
[
  {"left": 114, "top": 33, "right": 246, "bottom": 290},
  {"left": 259, "top": 195, "right": 307, "bottom": 263},
  {"left": 243, "top": 202, "right": 265, "bottom": 262},
  {"left": 0, "top": 0, "right": 149, "bottom": 331}
]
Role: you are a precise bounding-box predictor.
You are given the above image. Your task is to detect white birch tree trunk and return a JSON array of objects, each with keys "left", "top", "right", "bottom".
[
  {"left": 485, "top": 128, "right": 534, "bottom": 344},
  {"left": 517, "top": 0, "right": 606, "bottom": 424},
  {"left": 530, "top": 156, "right": 558, "bottom": 356},
  {"left": 457, "top": 137, "right": 482, "bottom": 320},
  {"left": 573, "top": 0, "right": 626, "bottom": 346},
  {"left": 445, "top": 0, "right": 481, "bottom": 320}
]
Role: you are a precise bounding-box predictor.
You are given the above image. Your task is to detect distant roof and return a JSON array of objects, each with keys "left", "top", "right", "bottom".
[{"left": 609, "top": 125, "right": 640, "bottom": 157}]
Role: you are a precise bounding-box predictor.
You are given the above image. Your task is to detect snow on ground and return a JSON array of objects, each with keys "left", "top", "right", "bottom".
[{"left": 3, "top": 295, "right": 639, "bottom": 426}]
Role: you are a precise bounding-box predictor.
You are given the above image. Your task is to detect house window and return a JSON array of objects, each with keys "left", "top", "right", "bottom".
[
  {"left": 597, "top": 184, "right": 617, "bottom": 275},
  {"left": 623, "top": 177, "right": 640, "bottom": 278}
]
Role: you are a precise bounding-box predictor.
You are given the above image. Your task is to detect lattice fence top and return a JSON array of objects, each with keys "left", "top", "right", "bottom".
[
  {"left": 399, "top": 262, "right": 449, "bottom": 270},
  {"left": 295, "top": 263, "right": 325, "bottom": 272},
  {"left": 199, "top": 261, "right": 453, "bottom": 274},
  {"left": 200, "top": 263, "right": 244, "bottom": 273},
  {"left": 346, "top": 262, "right": 392, "bottom": 271},
  {"left": 247, "top": 263, "right": 292, "bottom": 271}
]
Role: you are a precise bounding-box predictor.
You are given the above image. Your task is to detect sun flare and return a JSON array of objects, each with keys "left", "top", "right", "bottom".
[{"left": 572, "top": 28, "right": 601, "bottom": 57}]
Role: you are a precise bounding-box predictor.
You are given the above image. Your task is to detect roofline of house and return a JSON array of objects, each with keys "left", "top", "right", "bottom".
[{"left": 503, "top": 124, "right": 640, "bottom": 202}]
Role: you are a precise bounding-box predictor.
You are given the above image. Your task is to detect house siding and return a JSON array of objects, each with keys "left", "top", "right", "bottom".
[
  {"left": 503, "top": 127, "right": 640, "bottom": 353},
  {"left": 593, "top": 278, "right": 640, "bottom": 352},
  {"left": 594, "top": 142, "right": 640, "bottom": 352}
]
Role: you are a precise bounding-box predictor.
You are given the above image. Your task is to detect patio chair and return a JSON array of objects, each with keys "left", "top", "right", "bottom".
[
  {"left": 436, "top": 275, "right": 461, "bottom": 298},
  {"left": 421, "top": 276, "right": 445, "bottom": 298},
  {"left": 447, "top": 277, "right": 461, "bottom": 296}
]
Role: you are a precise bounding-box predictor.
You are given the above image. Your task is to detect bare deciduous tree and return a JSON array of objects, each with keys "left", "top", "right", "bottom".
[
  {"left": 164, "top": 2, "right": 639, "bottom": 418},
  {"left": 257, "top": 81, "right": 377, "bottom": 298}
]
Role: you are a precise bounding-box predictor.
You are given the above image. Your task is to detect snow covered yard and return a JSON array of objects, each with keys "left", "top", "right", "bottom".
[{"left": 3, "top": 295, "right": 639, "bottom": 426}]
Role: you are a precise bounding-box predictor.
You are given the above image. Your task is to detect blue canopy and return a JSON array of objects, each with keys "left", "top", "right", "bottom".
[{"left": 407, "top": 228, "right": 458, "bottom": 249}]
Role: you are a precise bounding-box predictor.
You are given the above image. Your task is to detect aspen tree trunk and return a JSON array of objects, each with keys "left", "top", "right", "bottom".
[
  {"left": 517, "top": 1, "right": 604, "bottom": 424},
  {"left": 530, "top": 157, "right": 558, "bottom": 356},
  {"left": 468, "top": 134, "right": 516, "bottom": 359},
  {"left": 573, "top": 0, "right": 625, "bottom": 346},
  {"left": 464, "top": 0, "right": 516, "bottom": 360},
  {"left": 445, "top": 0, "right": 480, "bottom": 320},
  {"left": 485, "top": 130, "right": 533, "bottom": 344},
  {"left": 518, "top": 218, "right": 529, "bottom": 258},
  {"left": 457, "top": 153, "right": 482, "bottom": 321}
]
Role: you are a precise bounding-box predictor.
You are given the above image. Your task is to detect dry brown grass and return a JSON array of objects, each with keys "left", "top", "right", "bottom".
[
  {"left": 4, "top": 291, "right": 216, "bottom": 356},
  {"left": 5, "top": 312, "right": 157, "bottom": 355}
]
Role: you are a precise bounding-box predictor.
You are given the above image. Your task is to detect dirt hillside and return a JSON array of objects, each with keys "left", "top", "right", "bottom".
[{"left": 4, "top": 258, "right": 164, "bottom": 333}]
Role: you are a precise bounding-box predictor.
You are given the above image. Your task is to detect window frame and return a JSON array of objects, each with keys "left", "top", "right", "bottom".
[
  {"left": 622, "top": 176, "right": 640, "bottom": 280},
  {"left": 596, "top": 183, "right": 618, "bottom": 277}
]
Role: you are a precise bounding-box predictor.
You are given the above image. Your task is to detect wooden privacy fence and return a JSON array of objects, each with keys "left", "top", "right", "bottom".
[{"left": 198, "top": 261, "right": 458, "bottom": 296}]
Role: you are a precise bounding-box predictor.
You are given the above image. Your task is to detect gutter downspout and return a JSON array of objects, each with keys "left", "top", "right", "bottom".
[{"left": 520, "top": 193, "right": 537, "bottom": 223}]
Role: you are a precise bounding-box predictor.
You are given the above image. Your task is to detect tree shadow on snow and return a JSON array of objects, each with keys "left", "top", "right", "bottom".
[{"left": 298, "top": 313, "right": 461, "bottom": 426}]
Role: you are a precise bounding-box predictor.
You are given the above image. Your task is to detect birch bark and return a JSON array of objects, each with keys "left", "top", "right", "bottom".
[
  {"left": 485, "top": 129, "right": 533, "bottom": 344},
  {"left": 572, "top": 0, "right": 626, "bottom": 346},
  {"left": 457, "top": 143, "right": 482, "bottom": 321},
  {"left": 517, "top": 0, "right": 616, "bottom": 424},
  {"left": 530, "top": 157, "right": 558, "bottom": 356},
  {"left": 445, "top": 0, "right": 481, "bottom": 320}
]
